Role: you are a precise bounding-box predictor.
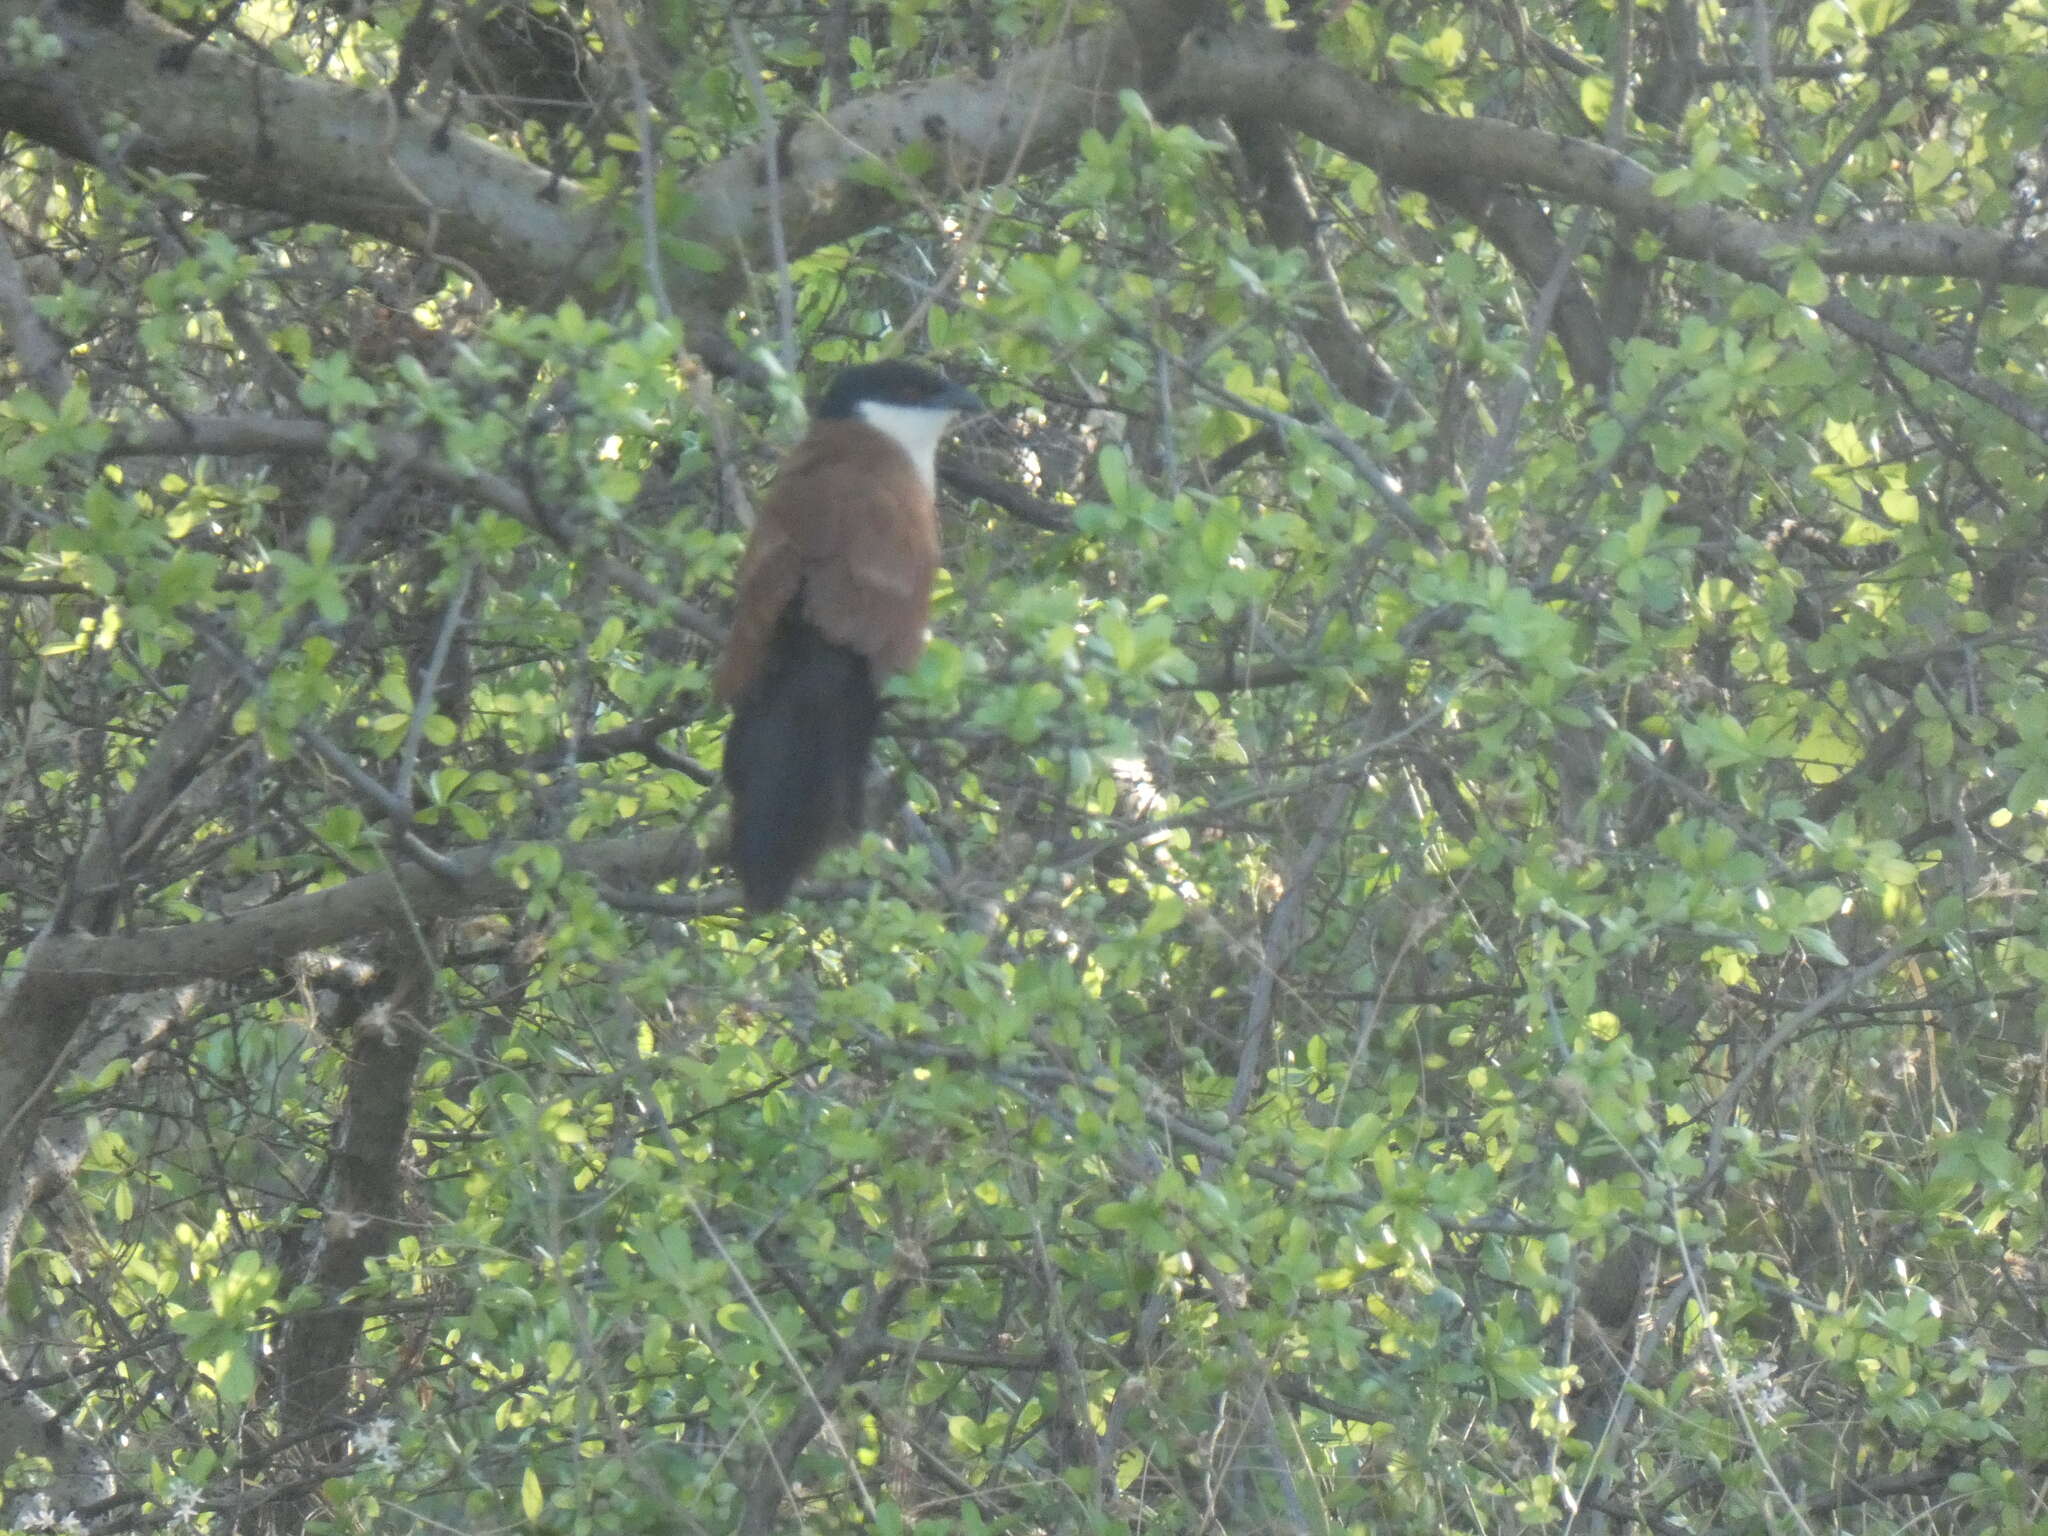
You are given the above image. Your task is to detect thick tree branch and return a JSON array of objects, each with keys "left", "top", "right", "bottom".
[
  {"left": 106, "top": 415, "right": 543, "bottom": 522},
  {"left": 0, "top": 826, "right": 695, "bottom": 1204},
  {"left": 1167, "top": 28, "right": 2048, "bottom": 291},
  {"left": 1437, "top": 181, "right": 1613, "bottom": 390},
  {"left": 1815, "top": 294, "right": 2048, "bottom": 438},
  {"left": 939, "top": 459, "right": 1071, "bottom": 532},
  {"left": 1, "top": 827, "right": 697, "bottom": 1012},
  {"left": 1230, "top": 114, "right": 1408, "bottom": 413},
  {"left": 14, "top": 6, "right": 2036, "bottom": 384},
  {"left": 1, "top": 0, "right": 605, "bottom": 303},
  {"left": 271, "top": 939, "right": 434, "bottom": 1529},
  {"left": 1, "top": 0, "right": 1151, "bottom": 308},
  {"left": 672, "top": 25, "right": 1139, "bottom": 291}
]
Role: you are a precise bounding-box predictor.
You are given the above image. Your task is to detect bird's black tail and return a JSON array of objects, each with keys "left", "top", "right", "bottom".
[{"left": 722, "top": 609, "right": 882, "bottom": 911}]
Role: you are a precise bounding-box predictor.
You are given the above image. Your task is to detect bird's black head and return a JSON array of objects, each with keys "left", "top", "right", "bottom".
[{"left": 816, "top": 360, "right": 983, "bottom": 421}]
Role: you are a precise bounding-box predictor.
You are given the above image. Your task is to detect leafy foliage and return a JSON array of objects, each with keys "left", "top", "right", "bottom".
[{"left": 2, "top": 0, "right": 2046, "bottom": 1532}]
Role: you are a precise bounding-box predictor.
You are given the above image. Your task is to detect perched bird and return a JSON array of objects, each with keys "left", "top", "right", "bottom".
[{"left": 714, "top": 360, "right": 982, "bottom": 910}]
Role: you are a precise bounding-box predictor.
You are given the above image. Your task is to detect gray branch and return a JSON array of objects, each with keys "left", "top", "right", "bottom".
[
  {"left": 1167, "top": 27, "right": 2048, "bottom": 291},
  {"left": 0, "top": 0, "right": 1150, "bottom": 307}
]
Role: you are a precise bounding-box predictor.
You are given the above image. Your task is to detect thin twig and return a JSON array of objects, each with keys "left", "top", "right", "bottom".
[
  {"left": 716, "top": 0, "right": 797, "bottom": 370},
  {"left": 1229, "top": 787, "right": 1352, "bottom": 1119},
  {"left": 395, "top": 562, "right": 474, "bottom": 806}
]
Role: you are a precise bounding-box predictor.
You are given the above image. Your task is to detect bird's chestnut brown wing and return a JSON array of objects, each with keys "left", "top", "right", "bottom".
[
  {"left": 711, "top": 516, "right": 800, "bottom": 705},
  {"left": 713, "top": 422, "right": 939, "bottom": 703},
  {"left": 799, "top": 430, "right": 939, "bottom": 678}
]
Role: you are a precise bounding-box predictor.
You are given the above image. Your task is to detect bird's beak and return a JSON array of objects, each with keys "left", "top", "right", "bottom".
[{"left": 941, "top": 382, "right": 985, "bottom": 417}]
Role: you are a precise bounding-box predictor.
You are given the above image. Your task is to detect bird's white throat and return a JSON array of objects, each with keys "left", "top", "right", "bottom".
[{"left": 856, "top": 399, "right": 960, "bottom": 490}]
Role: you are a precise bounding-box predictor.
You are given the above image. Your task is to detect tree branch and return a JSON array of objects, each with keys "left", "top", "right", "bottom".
[
  {"left": 271, "top": 938, "right": 435, "bottom": 1531},
  {"left": 103, "top": 414, "right": 728, "bottom": 641},
  {"left": 0, "top": 826, "right": 697, "bottom": 1011},
  {"left": 2, "top": 0, "right": 606, "bottom": 303},
  {"left": 0, "top": 221, "right": 75, "bottom": 402},
  {"left": 939, "top": 459, "right": 1071, "bottom": 532},
  {"left": 1167, "top": 28, "right": 2048, "bottom": 291},
  {"left": 737, "top": 1279, "right": 909, "bottom": 1534},
  {"left": 1, "top": 0, "right": 1152, "bottom": 309}
]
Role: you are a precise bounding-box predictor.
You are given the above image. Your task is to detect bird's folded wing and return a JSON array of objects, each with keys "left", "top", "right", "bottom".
[{"left": 713, "top": 423, "right": 940, "bottom": 702}]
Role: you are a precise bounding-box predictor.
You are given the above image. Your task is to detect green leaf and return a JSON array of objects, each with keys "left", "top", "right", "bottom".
[
  {"left": 1785, "top": 259, "right": 1828, "bottom": 304},
  {"left": 522, "top": 1466, "right": 544, "bottom": 1522}
]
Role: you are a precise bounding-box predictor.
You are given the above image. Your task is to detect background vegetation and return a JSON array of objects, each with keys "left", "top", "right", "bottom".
[{"left": 2, "top": 0, "right": 2046, "bottom": 1530}]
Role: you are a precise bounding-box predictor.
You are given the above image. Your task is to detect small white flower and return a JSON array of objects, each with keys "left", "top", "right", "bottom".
[
  {"left": 1732, "top": 1355, "right": 1791, "bottom": 1423},
  {"left": 351, "top": 1416, "right": 402, "bottom": 1474},
  {"left": 13, "top": 1493, "right": 72, "bottom": 1532}
]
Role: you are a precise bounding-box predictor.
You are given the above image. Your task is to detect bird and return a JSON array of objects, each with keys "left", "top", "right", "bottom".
[{"left": 713, "top": 360, "right": 982, "bottom": 911}]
